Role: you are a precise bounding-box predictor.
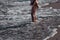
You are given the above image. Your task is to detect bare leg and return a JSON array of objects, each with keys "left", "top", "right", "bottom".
[
  {"left": 31, "top": 0, "right": 38, "bottom": 22},
  {"left": 31, "top": 6, "right": 37, "bottom": 22}
]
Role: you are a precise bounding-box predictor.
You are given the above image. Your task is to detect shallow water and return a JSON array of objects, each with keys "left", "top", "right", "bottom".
[{"left": 0, "top": 0, "right": 60, "bottom": 40}]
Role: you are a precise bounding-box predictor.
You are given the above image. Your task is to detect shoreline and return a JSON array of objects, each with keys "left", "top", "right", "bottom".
[{"left": 43, "top": 28, "right": 57, "bottom": 40}]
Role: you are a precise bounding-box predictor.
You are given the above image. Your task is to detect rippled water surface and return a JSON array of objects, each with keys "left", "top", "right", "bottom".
[{"left": 0, "top": 0, "right": 60, "bottom": 40}]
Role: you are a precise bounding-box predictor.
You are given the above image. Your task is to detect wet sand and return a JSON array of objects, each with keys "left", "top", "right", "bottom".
[
  {"left": 42, "top": 1, "right": 60, "bottom": 40},
  {"left": 48, "top": 27, "right": 60, "bottom": 40},
  {"left": 42, "top": 2, "right": 60, "bottom": 9}
]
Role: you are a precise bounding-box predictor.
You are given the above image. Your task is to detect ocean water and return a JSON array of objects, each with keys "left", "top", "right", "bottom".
[
  {"left": 18, "top": 0, "right": 29, "bottom": 1},
  {"left": 17, "top": 0, "right": 58, "bottom": 3},
  {"left": 0, "top": 0, "right": 60, "bottom": 40}
]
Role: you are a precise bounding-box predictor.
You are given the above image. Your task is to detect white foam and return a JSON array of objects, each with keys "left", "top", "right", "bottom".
[
  {"left": 43, "top": 28, "right": 57, "bottom": 40},
  {"left": 43, "top": 3, "right": 49, "bottom": 6},
  {"left": 58, "top": 25, "right": 60, "bottom": 27}
]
